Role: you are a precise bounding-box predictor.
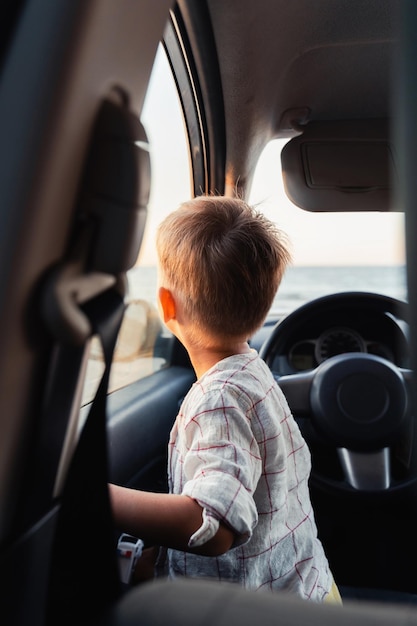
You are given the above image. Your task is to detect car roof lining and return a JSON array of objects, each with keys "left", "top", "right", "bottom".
[{"left": 180, "top": 0, "right": 400, "bottom": 199}]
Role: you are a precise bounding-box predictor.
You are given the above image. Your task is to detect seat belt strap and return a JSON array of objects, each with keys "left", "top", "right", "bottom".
[{"left": 46, "top": 288, "right": 125, "bottom": 626}]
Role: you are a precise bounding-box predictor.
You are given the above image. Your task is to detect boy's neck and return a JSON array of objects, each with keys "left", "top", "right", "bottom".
[{"left": 187, "top": 340, "right": 252, "bottom": 379}]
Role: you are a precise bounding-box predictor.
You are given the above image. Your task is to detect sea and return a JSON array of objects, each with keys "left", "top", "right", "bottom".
[{"left": 126, "top": 265, "right": 407, "bottom": 316}]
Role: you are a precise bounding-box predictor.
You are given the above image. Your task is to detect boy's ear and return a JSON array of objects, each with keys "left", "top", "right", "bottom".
[{"left": 158, "top": 286, "right": 177, "bottom": 323}]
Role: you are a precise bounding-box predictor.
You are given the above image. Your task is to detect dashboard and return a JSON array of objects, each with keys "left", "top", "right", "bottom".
[
  {"left": 253, "top": 294, "right": 410, "bottom": 376},
  {"left": 288, "top": 325, "right": 395, "bottom": 371}
]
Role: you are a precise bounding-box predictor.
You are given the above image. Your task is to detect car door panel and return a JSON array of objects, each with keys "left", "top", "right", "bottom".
[{"left": 106, "top": 366, "right": 195, "bottom": 492}]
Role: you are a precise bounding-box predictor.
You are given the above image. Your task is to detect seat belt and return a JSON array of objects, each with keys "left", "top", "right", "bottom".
[
  {"left": 42, "top": 96, "right": 150, "bottom": 624},
  {"left": 46, "top": 287, "right": 125, "bottom": 626}
]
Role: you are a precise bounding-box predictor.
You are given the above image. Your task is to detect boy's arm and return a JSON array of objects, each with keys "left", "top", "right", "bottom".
[{"left": 109, "top": 483, "right": 235, "bottom": 557}]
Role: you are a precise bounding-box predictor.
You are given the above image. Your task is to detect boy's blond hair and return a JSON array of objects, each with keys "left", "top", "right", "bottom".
[{"left": 156, "top": 195, "right": 291, "bottom": 339}]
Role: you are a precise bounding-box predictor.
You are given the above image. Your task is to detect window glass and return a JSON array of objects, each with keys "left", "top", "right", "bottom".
[{"left": 82, "top": 45, "right": 190, "bottom": 405}]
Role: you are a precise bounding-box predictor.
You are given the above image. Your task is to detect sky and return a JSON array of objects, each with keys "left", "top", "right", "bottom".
[{"left": 138, "top": 46, "right": 405, "bottom": 268}]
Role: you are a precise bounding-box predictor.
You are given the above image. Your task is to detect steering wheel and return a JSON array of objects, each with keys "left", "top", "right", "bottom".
[{"left": 259, "top": 292, "right": 415, "bottom": 494}]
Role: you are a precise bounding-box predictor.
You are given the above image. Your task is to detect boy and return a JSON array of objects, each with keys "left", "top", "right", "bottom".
[{"left": 110, "top": 195, "right": 339, "bottom": 602}]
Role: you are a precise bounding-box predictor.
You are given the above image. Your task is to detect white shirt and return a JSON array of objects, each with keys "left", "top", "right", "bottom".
[{"left": 167, "top": 351, "right": 332, "bottom": 601}]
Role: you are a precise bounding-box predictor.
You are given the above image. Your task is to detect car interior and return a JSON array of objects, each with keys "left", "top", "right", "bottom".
[{"left": 1, "top": 1, "right": 417, "bottom": 625}]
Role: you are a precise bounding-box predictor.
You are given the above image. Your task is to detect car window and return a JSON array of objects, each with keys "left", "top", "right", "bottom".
[{"left": 81, "top": 45, "right": 190, "bottom": 405}]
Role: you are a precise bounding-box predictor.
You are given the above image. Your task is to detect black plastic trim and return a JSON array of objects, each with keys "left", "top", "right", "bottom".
[{"left": 164, "top": 1, "right": 226, "bottom": 195}]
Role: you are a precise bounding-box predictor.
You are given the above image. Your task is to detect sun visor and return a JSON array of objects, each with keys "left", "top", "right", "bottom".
[{"left": 281, "top": 120, "right": 397, "bottom": 212}]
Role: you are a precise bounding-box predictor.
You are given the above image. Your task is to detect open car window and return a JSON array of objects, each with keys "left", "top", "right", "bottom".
[{"left": 82, "top": 45, "right": 190, "bottom": 405}]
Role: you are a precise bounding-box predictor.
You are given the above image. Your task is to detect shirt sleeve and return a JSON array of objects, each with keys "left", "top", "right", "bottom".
[{"left": 178, "top": 385, "right": 262, "bottom": 548}]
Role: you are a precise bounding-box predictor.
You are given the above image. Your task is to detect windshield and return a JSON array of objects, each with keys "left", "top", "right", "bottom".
[{"left": 248, "top": 139, "right": 406, "bottom": 315}]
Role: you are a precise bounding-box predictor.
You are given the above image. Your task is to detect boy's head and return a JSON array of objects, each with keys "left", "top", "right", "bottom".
[{"left": 156, "top": 195, "right": 291, "bottom": 341}]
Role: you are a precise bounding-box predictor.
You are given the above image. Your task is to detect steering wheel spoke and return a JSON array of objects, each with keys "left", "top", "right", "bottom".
[
  {"left": 338, "top": 447, "right": 391, "bottom": 490},
  {"left": 275, "top": 370, "right": 315, "bottom": 416}
]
